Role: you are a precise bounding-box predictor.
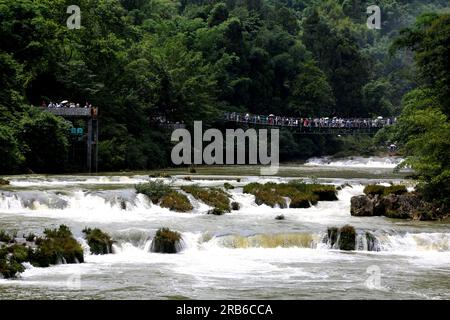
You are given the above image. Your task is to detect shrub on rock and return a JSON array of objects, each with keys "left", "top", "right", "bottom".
[
  {"left": 160, "top": 191, "right": 193, "bottom": 212},
  {"left": 338, "top": 225, "right": 356, "bottom": 251},
  {"left": 207, "top": 208, "right": 225, "bottom": 215},
  {"left": 83, "top": 228, "right": 114, "bottom": 255},
  {"left": 231, "top": 201, "right": 240, "bottom": 211},
  {"left": 224, "top": 182, "right": 234, "bottom": 190},
  {"left": 31, "top": 225, "right": 84, "bottom": 267},
  {"left": 363, "top": 185, "right": 386, "bottom": 196},
  {"left": 289, "top": 194, "right": 312, "bottom": 208},
  {"left": 182, "top": 186, "right": 230, "bottom": 212},
  {"left": 0, "top": 230, "right": 15, "bottom": 243},
  {"left": 0, "top": 258, "right": 25, "bottom": 279},
  {"left": 135, "top": 181, "right": 171, "bottom": 204},
  {"left": 383, "top": 185, "right": 407, "bottom": 196},
  {"left": 151, "top": 228, "right": 183, "bottom": 254}
]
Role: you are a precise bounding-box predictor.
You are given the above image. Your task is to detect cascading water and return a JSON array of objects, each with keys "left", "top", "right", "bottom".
[{"left": 1, "top": 159, "right": 449, "bottom": 299}]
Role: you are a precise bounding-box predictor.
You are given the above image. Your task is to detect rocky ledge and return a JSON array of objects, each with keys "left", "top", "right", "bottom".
[{"left": 351, "top": 185, "right": 448, "bottom": 221}]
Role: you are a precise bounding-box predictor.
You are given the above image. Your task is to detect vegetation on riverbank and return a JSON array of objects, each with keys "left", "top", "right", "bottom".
[
  {"left": 352, "top": 184, "right": 447, "bottom": 220},
  {"left": 1, "top": 0, "right": 447, "bottom": 174},
  {"left": 375, "top": 12, "right": 450, "bottom": 211}
]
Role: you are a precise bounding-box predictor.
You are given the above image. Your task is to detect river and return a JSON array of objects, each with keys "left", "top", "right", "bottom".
[{"left": 0, "top": 156, "right": 449, "bottom": 300}]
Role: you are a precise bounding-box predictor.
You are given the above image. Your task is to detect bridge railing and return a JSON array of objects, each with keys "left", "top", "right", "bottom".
[
  {"left": 45, "top": 107, "right": 95, "bottom": 118},
  {"left": 223, "top": 112, "right": 396, "bottom": 129}
]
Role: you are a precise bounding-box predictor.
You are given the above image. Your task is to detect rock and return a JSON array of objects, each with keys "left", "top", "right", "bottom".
[
  {"left": 351, "top": 195, "right": 375, "bottom": 216},
  {"left": 326, "top": 227, "right": 339, "bottom": 248},
  {"left": 275, "top": 214, "right": 285, "bottom": 220},
  {"left": 231, "top": 202, "right": 240, "bottom": 211},
  {"left": 224, "top": 182, "right": 234, "bottom": 190},
  {"left": 207, "top": 208, "right": 225, "bottom": 215},
  {"left": 83, "top": 228, "right": 114, "bottom": 255},
  {"left": 289, "top": 194, "right": 311, "bottom": 208},
  {"left": 151, "top": 228, "right": 183, "bottom": 254},
  {"left": 160, "top": 191, "right": 193, "bottom": 212},
  {"left": 30, "top": 225, "right": 84, "bottom": 267},
  {"left": 338, "top": 225, "right": 356, "bottom": 251},
  {"left": 0, "top": 178, "right": 10, "bottom": 186}
]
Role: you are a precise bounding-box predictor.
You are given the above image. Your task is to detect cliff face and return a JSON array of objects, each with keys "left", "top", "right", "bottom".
[{"left": 351, "top": 192, "right": 449, "bottom": 221}]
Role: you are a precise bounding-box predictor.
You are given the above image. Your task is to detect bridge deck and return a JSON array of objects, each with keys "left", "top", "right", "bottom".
[
  {"left": 223, "top": 113, "right": 394, "bottom": 135},
  {"left": 45, "top": 107, "right": 92, "bottom": 118}
]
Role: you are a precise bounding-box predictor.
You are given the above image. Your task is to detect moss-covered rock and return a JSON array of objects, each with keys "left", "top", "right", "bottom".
[
  {"left": 224, "top": 182, "right": 234, "bottom": 190},
  {"left": 135, "top": 180, "right": 172, "bottom": 204},
  {"left": 383, "top": 185, "right": 407, "bottom": 196},
  {"left": 24, "top": 233, "right": 36, "bottom": 242},
  {"left": 30, "top": 225, "right": 84, "bottom": 267},
  {"left": 0, "top": 230, "right": 15, "bottom": 243},
  {"left": 363, "top": 185, "right": 386, "bottom": 196},
  {"left": 182, "top": 186, "right": 231, "bottom": 212},
  {"left": 151, "top": 228, "right": 183, "bottom": 254},
  {"left": 231, "top": 201, "right": 240, "bottom": 211},
  {"left": 207, "top": 208, "right": 225, "bottom": 215},
  {"left": 244, "top": 181, "right": 336, "bottom": 209},
  {"left": 83, "top": 228, "right": 114, "bottom": 255},
  {"left": 160, "top": 191, "right": 193, "bottom": 212},
  {"left": 338, "top": 225, "right": 356, "bottom": 251},
  {"left": 149, "top": 172, "right": 171, "bottom": 178},
  {"left": 0, "top": 258, "right": 25, "bottom": 279},
  {"left": 0, "top": 178, "right": 10, "bottom": 186}
]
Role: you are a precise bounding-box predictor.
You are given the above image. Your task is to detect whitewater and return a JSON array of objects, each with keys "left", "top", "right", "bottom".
[{"left": 0, "top": 157, "right": 449, "bottom": 300}]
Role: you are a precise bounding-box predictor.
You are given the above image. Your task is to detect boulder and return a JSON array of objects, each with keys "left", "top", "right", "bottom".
[
  {"left": 338, "top": 225, "right": 356, "bottom": 251},
  {"left": 83, "top": 228, "right": 114, "bottom": 255},
  {"left": 350, "top": 195, "right": 384, "bottom": 216},
  {"left": 150, "top": 228, "right": 183, "bottom": 254},
  {"left": 0, "top": 178, "right": 10, "bottom": 186}
]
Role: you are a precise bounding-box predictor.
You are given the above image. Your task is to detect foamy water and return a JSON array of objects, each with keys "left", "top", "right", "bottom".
[{"left": 0, "top": 160, "right": 449, "bottom": 299}]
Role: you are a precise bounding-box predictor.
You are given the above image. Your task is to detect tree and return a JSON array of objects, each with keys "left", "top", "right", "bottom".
[{"left": 19, "top": 109, "right": 70, "bottom": 173}]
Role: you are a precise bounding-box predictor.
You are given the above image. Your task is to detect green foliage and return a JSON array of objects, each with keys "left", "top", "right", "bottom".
[
  {"left": 160, "top": 191, "right": 193, "bottom": 212},
  {"left": 31, "top": 225, "right": 84, "bottom": 267},
  {"left": 243, "top": 181, "right": 336, "bottom": 208},
  {"left": 82, "top": 228, "right": 114, "bottom": 255},
  {"left": 151, "top": 228, "right": 183, "bottom": 254},
  {"left": 182, "top": 185, "right": 231, "bottom": 212},
  {"left": 0, "top": 125, "right": 24, "bottom": 174},
  {"left": 224, "top": 182, "right": 234, "bottom": 190},
  {"left": 19, "top": 108, "right": 70, "bottom": 173},
  {"left": 363, "top": 185, "right": 386, "bottom": 196},
  {"left": 384, "top": 185, "right": 408, "bottom": 196},
  {"left": 135, "top": 181, "right": 172, "bottom": 204},
  {"left": 0, "top": 0, "right": 448, "bottom": 173},
  {"left": 0, "top": 230, "right": 14, "bottom": 243}
]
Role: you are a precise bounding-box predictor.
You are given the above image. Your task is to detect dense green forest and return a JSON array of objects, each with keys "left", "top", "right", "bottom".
[{"left": 0, "top": 0, "right": 448, "bottom": 175}]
